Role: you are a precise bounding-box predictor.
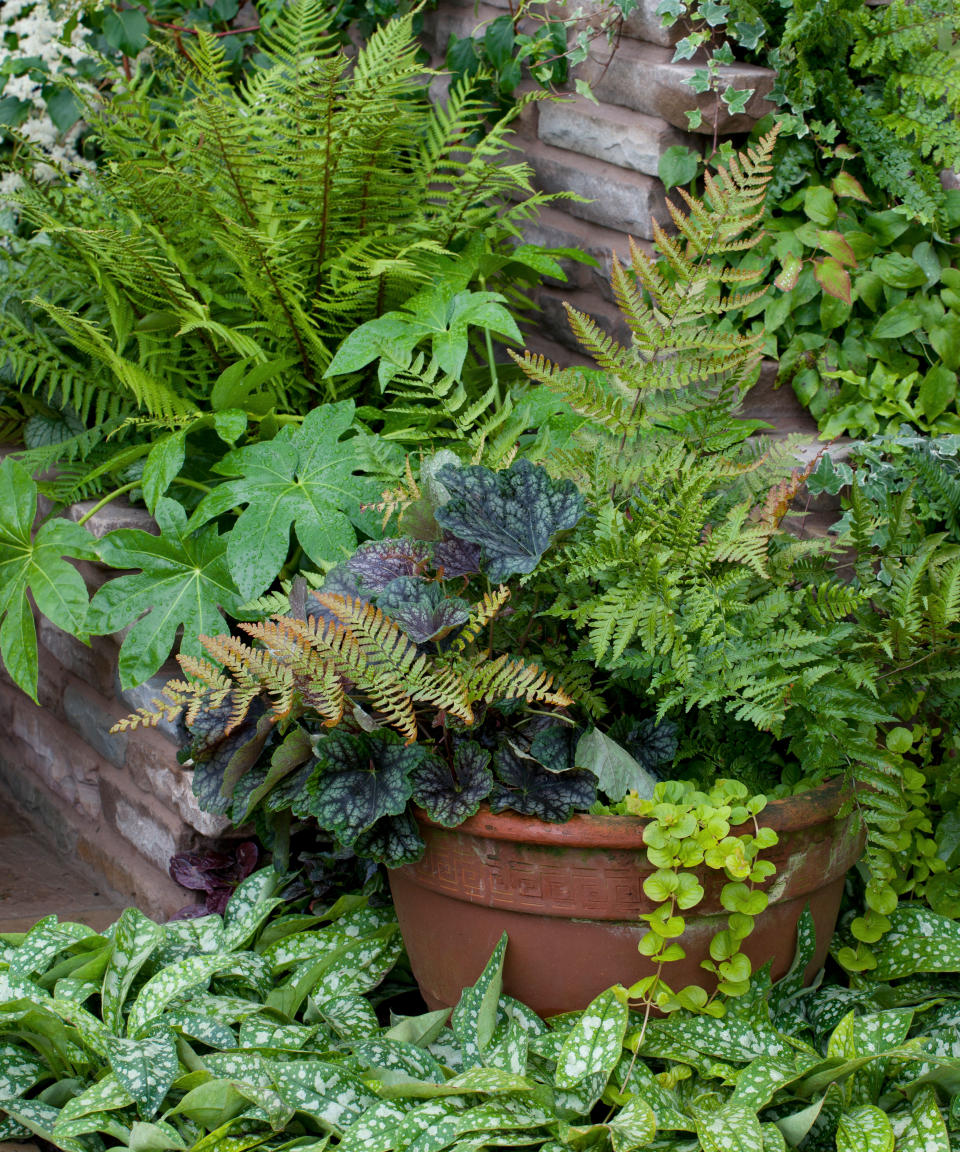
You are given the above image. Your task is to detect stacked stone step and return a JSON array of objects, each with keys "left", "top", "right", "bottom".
[
  {"left": 0, "top": 490, "right": 222, "bottom": 921},
  {"left": 421, "top": 0, "right": 819, "bottom": 436}
]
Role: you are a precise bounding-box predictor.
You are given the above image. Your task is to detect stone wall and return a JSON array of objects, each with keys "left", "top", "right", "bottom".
[
  {"left": 419, "top": 0, "right": 823, "bottom": 434},
  {"left": 0, "top": 497, "right": 222, "bottom": 921}
]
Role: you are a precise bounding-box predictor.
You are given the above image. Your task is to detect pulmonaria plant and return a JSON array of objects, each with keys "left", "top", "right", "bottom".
[{"left": 112, "top": 458, "right": 640, "bottom": 867}]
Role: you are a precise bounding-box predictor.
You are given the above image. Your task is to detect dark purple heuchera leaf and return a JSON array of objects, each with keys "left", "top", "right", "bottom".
[
  {"left": 612, "top": 716, "right": 678, "bottom": 773},
  {"left": 188, "top": 701, "right": 272, "bottom": 816},
  {"left": 434, "top": 458, "right": 585, "bottom": 582},
  {"left": 432, "top": 533, "right": 482, "bottom": 580},
  {"left": 295, "top": 731, "right": 424, "bottom": 848},
  {"left": 352, "top": 811, "right": 425, "bottom": 866},
  {"left": 490, "top": 741, "right": 596, "bottom": 822},
  {"left": 348, "top": 538, "right": 431, "bottom": 593},
  {"left": 377, "top": 576, "right": 471, "bottom": 643},
  {"left": 412, "top": 741, "right": 494, "bottom": 827},
  {"left": 170, "top": 841, "right": 259, "bottom": 919},
  {"left": 528, "top": 722, "right": 581, "bottom": 774},
  {"left": 305, "top": 564, "right": 364, "bottom": 623}
]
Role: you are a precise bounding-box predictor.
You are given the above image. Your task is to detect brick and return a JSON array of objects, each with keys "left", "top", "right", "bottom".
[
  {"left": 62, "top": 678, "right": 128, "bottom": 768},
  {"left": 76, "top": 827, "right": 195, "bottom": 921},
  {"left": 125, "top": 726, "right": 233, "bottom": 838},
  {"left": 9, "top": 696, "right": 103, "bottom": 819},
  {"left": 38, "top": 618, "right": 116, "bottom": 697},
  {"left": 538, "top": 96, "right": 692, "bottom": 177},
  {"left": 545, "top": 0, "right": 680, "bottom": 49},
  {"left": 520, "top": 134, "right": 668, "bottom": 238},
  {"left": 98, "top": 762, "right": 200, "bottom": 870},
  {"left": 579, "top": 39, "right": 775, "bottom": 134},
  {"left": 519, "top": 205, "right": 636, "bottom": 294},
  {"left": 740, "top": 359, "right": 820, "bottom": 435}
]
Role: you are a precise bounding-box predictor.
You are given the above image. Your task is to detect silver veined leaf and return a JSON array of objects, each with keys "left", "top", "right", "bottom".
[{"left": 555, "top": 988, "right": 628, "bottom": 1088}]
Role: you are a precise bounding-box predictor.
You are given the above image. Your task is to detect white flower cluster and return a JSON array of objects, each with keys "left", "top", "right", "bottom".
[{"left": 1, "top": 0, "right": 104, "bottom": 197}]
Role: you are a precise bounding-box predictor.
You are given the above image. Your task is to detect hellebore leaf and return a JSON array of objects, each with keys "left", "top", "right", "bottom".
[
  {"left": 189, "top": 400, "right": 383, "bottom": 599},
  {"left": 491, "top": 742, "right": 597, "bottom": 822},
  {"left": 432, "top": 533, "right": 483, "bottom": 579},
  {"left": 88, "top": 497, "right": 243, "bottom": 688},
  {"left": 434, "top": 458, "right": 585, "bottom": 582},
  {"left": 377, "top": 576, "right": 471, "bottom": 643},
  {"left": 352, "top": 811, "right": 426, "bottom": 866},
  {"left": 0, "top": 457, "right": 99, "bottom": 700},
  {"left": 348, "top": 538, "right": 431, "bottom": 592},
  {"left": 412, "top": 742, "right": 494, "bottom": 826},
  {"left": 296, "top": 732, "right": 424, "bottom": 847}
]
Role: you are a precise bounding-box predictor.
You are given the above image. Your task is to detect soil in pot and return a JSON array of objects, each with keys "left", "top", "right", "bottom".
[{"left": 388, "top": 778, "right": 863, "bottom": 1018}]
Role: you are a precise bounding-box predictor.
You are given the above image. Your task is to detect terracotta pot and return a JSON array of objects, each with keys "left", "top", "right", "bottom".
[{"left": 388, "top": 779, "right": 864, "bottom": 1018}]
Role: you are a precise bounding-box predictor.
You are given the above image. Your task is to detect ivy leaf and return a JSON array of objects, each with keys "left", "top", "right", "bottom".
[
  {"left": 720, "top": 85, "right": 752, "bottom": 115},
  {"left": 297, "top": 732, "right": 424, "bottom": 848},
  {"left": 435, "top": 458, "right": 585, "bottom": 582},
  {"left": 352, "top": 811, "right": 425, "bottom": 866},
  {"left": 348, "top": 538, "right": 431, "bottom": 593},
  {"left": 88, "top": 498, "right": 243, "bottom": 688},
  {"left": 0, "top": 458, "right": 99, "bottom": 700},
  {"left": 491, "top": 743, "right": 597, "bottom": 821},
  {"left": 189, "top": 400, "right": 382, "bottom": 599},
  {"left": 377, "top": 577, "right": 471, "bottom": 643},
  {"left": 105, "top": 1026, "right": 179, "bottom": 1118},
  {"left": 412, "top": 742, "right": 494, "bottom": 826}
]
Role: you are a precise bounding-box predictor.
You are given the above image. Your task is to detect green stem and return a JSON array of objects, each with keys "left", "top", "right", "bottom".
[
  {"left": 173, "top": 476, "right": 213, "bottom": 494},
  {"left": 75, "top": 481, "right": 141, "bottom": 527},
  {"left": 484, "top": 326, "right": 499, "bottom": 391}
]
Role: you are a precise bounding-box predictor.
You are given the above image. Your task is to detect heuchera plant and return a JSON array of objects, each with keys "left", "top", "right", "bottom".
[{"left": 113, "top": 458, "right": 677, "bottom": 870}]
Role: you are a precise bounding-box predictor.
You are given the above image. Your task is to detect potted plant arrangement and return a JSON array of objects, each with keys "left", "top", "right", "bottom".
[{"left": 112, "top": 128, "right": 960, "bottom": 1023}]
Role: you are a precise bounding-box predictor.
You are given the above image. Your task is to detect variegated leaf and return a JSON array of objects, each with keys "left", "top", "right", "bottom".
[
  {"left": 486, "top": 1019, "right": 528, "bottom": 1074},
  {"left": 101, "top": 908, "right": 162, "bottom": 1034},
  {"left": 263, "top": 929, "right": 350, "bottom": 972},
  {"left": 386, "top": 1008, "right": 450, "bottom": 1047},
  {"left": 239, "top": 1018, "right": 321, "bottom": 1051},
  {"left": 353, "top": 1039, "right": 446, "bottom": 1083},
  {"left": 338, "top": 1099, "right": 410, "bottom": 1152},
  {"left": 608, "top": 1096, "right": 657, "bottom": 1152},
  {"left": 895, "top": 1086, "right": 950, "bottom": 1152},
  {"left": 3, "top": 1096, "right": 87, "bottom": 1151},
  {"left": 317, "top": 993, "right": 380, "bottom": 1040},
  {"left": 127, "top": 952, "right": 243, "bottom": 1035},
  {"left": 0, "top": 1042, "right": 43, "bottom": 1100},
  {"left": 452, "top": 935, "right": 507, "bottom": 1069},
  {"left": 9, "top": 917, "right": 99, "bottom": 980},
  {"left": 308, "top": 929, "right": 402, "bottom": 1003},
  {"left": 835, "top": 1105, "right": 894, "bottom": 1152},
  {"left": 105, "top": 1024, "right": 180, "bottom": 1116},
  {"left": 127, "top": 1118, "right": 190, "bottom": 1149},
  {"left": 612, "top": 1054, "right": 692, "bottom": 1131},
  {"left": 555, "top": 988, "right": 628, "bottom": 1088},
  {"left": 694, "top": 1103, "right": 764, "bottom": 1152},
  {"left": 56, "top": 1071, "right": 133, "bottom": 1125},
  {"left": 166, "top": 1009, "right": 237, "bottom": 1050},
  {"left": 270, "top": 1059, "right": 379, "bottom": 1131},
  {"left": 220, "top": 869, "right": 284, "bottom": 951}
]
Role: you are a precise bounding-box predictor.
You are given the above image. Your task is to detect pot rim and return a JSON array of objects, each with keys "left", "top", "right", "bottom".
[{"left": 412, "top": 776, "right": 852, "bottom": 849}]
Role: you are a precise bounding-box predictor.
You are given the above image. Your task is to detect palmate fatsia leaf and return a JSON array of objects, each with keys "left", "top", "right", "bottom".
[
  {"left": 376, "top": 577, "right": 471, "bottom": 643},
  {"left": 296, "top": 731, "right": 425, "bottom": 848},
  {"left": 189, "top": 401, "right": 386, "bottom": 600},
  {"left": 435, "top": 458, "right": 585, "bottom": 582},
  {"left": 412, "top": 741, "right": 494, "bottom": 827},
  {"left": 0, "top": 458, "right": 99, "bottom": 700}
]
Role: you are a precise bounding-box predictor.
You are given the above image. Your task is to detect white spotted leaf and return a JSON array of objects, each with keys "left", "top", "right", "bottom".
[
  {"left": 55, "top": 1072, "right": 133, "bottom": 1125},
  {"left": 126, "top": 952, "right": 242, "bottom": 1036},
  {"left": 835, "top": 1105, "right": 894, "bottom": 1152},
  {"left": 555, "top": 988, "right": 628, "bottom": 1088},
  {"left": 608, "top": 1095, "right": 657, "bottom": 1152},
  {"left": 105, "top": 1025, "right": 180, "bottom": 1116},
  {"left": 101, "top": 908, "right": 162, "bottom": 1034},
  {"left": 270, "top": 1058, "right": 379, "bottom": 1131},
  {"left": 0, "top": 1043, "right": 43, "bottom": 1100},
  {"left": 317, "top": 993, "right": 380, "bottom": 1040},
  {"left": 895, "top": 1086, "right": 950, "bottom": 1152},
  {"left": 694, "top": 1102, "right": 765, "bottom": 1152},
  {"left": 452, "top": 934, "right": 507, "bottom": 1069}
]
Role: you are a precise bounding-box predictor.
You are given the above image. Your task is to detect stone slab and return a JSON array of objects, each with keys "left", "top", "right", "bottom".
[
  {"left": 519, "top": 133, "right": 669, "bottom": 238},
  {"left": 538, "top": 95, "right": 691, "bottom": 177},
  {"left": 580, "top": 38, "right": 775, "bottom": 134}
]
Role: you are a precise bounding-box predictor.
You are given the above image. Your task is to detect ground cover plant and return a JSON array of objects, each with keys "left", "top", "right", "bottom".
[
  {"left": 1, "top": 871, "right": 959, "bottom": 1150},
  {"left": 656, "top": 0, "right": 960, "bottom": 436}
]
